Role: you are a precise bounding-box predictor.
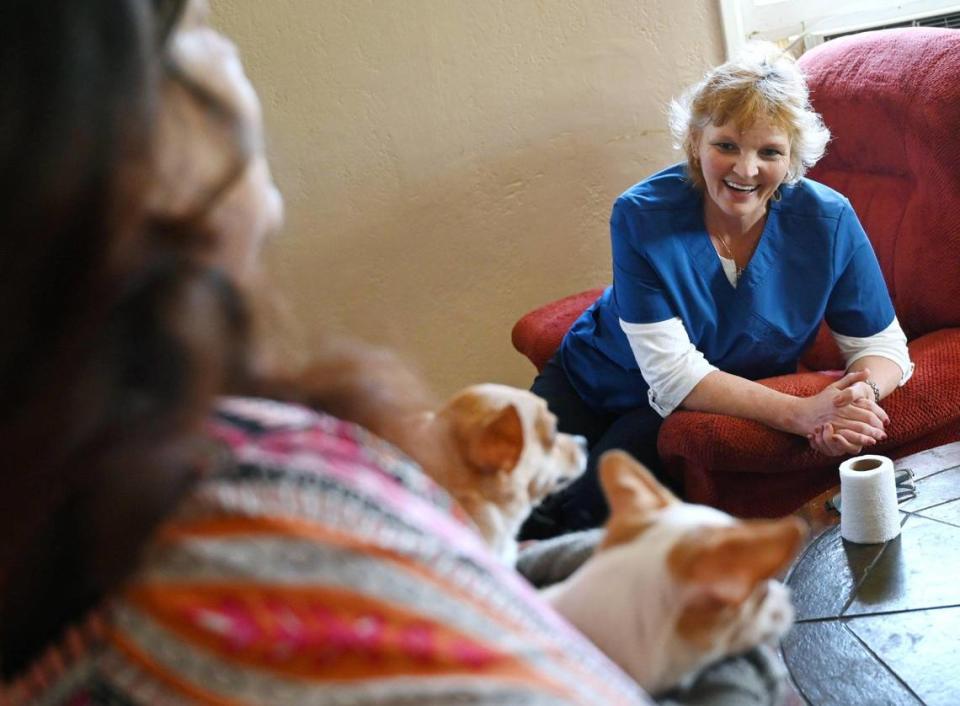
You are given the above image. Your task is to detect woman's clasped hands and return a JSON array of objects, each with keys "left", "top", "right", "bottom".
[{"left": 801, "top": 369, "right": 889, "bottom": 456}]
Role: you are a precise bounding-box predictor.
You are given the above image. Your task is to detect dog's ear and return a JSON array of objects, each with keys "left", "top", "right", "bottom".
[
  {"left": 600, "top": 450, "right": 676, "bottom": 518},
  {"left": 462, "top": 404, "right": 524, "bottom": 474},
  {"left": 598, "top": 451, "right": 678, "bottom": 550},
  {"left": 668, "top": 516, "right": 807, "bottom": 605}
]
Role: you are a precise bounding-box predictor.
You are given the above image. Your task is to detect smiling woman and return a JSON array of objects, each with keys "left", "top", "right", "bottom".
[{"left": 521, "top": 42, "right": 914, "bottom": 540}]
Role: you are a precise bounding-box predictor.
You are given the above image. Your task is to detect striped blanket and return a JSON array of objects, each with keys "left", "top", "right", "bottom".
[{"left": 3, "top": 397, "right": 651, "bottom": 705}]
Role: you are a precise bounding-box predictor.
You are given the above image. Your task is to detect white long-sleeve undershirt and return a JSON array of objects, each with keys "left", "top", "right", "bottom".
[{"left": 619, "top": 314, "right": 914, "bottom": 418}]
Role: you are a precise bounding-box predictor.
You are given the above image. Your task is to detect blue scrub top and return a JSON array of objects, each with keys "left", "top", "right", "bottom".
[{"left": 560, "top": 163, "right": 895, "bottom": 414}]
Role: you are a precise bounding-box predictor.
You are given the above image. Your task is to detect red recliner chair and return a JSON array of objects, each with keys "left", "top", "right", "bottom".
[{"left": 511, "top": 28, "right": 960, "bottom": 518}]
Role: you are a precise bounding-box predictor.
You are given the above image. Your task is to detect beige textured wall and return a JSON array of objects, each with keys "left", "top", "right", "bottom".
[{"left": 212, "top": 0, "right": 724, "bottom": 397}]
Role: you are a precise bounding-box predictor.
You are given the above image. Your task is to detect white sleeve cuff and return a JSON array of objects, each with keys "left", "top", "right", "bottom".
[
  {"left": 831, "top": 317, "right": 914, "bottom": 386},
  {"left": 619, "top": 317, "right": 718, "bottom": 417}
]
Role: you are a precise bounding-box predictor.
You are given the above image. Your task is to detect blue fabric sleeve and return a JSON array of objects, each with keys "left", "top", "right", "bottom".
[
  {"left": 610, "top": 198, "right": 676, "bottom": 324},
  {"left": 824, "top": 204, "right": 895, "bottom": 337}
]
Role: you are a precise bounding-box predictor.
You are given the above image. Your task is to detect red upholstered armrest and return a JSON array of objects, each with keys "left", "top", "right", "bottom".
[
  {"left": 511, "top": 288, "right": 604, "bottom": 372},
  {"left": 658, "top": 372, "right": 837, "bottom": 475},
  {"left": 659, "top": 329, "right": 960, "bottom": 474}
]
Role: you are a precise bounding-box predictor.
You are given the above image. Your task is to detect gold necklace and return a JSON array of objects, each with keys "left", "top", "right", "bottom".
[{"left": 714, "top": 233, "right": 744, "bottom": 282}]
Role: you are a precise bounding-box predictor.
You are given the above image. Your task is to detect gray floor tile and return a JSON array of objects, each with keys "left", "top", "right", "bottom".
[
  {"left": 782, "top": 621, "right": 922, "bottom": 706},
  {"left": 846, "top": 607, "right": 960, "bottom": 706}
]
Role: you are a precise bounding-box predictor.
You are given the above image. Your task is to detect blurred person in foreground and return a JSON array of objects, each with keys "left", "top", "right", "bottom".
[{"left": 0, "top": 1, "right": 646, "bottom": 703}]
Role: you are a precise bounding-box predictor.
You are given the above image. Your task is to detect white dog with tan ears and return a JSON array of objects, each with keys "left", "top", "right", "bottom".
[{"left": 542, "top": 450, "right": 806, "bottom": 694}]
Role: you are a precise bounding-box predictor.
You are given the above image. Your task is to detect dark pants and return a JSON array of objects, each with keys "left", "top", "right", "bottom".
[{"left": 519, "top": 355, "right": 671, "bottom": 540}]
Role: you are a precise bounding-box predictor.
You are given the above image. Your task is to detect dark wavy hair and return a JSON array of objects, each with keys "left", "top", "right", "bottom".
[{"left": 0, "top": 0, "right": 253, "bottom": 675}]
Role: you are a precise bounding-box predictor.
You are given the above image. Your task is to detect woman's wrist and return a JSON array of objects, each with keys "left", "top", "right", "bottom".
[{"left": 773, "top": 393, "right": 809, "bottom": 436}]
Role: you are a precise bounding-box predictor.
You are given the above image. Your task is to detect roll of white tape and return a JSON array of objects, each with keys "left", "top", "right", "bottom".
[{"left": 839, "top": 454, "right": 901, "bottom": 544}]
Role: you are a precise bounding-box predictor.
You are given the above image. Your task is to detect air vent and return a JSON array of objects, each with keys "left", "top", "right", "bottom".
[{"left": 826, "top": 13, "right": 960, "bottom": 40}]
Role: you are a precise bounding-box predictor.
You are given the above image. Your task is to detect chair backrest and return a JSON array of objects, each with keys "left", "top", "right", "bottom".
[{"left": 799, "top": 28, "right": 960, "bottom": 340}]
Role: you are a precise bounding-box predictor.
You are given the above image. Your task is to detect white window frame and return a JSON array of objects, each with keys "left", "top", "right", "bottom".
[{"left": 720, "top": 0, "right": 960, "bottom": 57}]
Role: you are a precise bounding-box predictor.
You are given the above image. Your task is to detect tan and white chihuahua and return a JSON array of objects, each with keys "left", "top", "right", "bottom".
[
  {"left": 543, "top": 450, "right": 806, "bottom": 694},
  {"left": 295, "top": 347, "right": 586, "bottom": 564},
  {"left": 411, "top": 383, "right": 587, "bottom": 564}
]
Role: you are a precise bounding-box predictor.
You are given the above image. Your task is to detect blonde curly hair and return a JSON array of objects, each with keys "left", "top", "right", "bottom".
[{"left": 668, "top": 42, "right": 830, "bottom": 191}]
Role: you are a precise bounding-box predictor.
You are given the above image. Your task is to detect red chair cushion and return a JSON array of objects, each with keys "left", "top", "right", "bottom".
[
  {"left": 802, "top": 28, "right": 960, "bottom": 338},
  {"left": 511, "top": 288, "right": 603, "bottom": 372}
]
